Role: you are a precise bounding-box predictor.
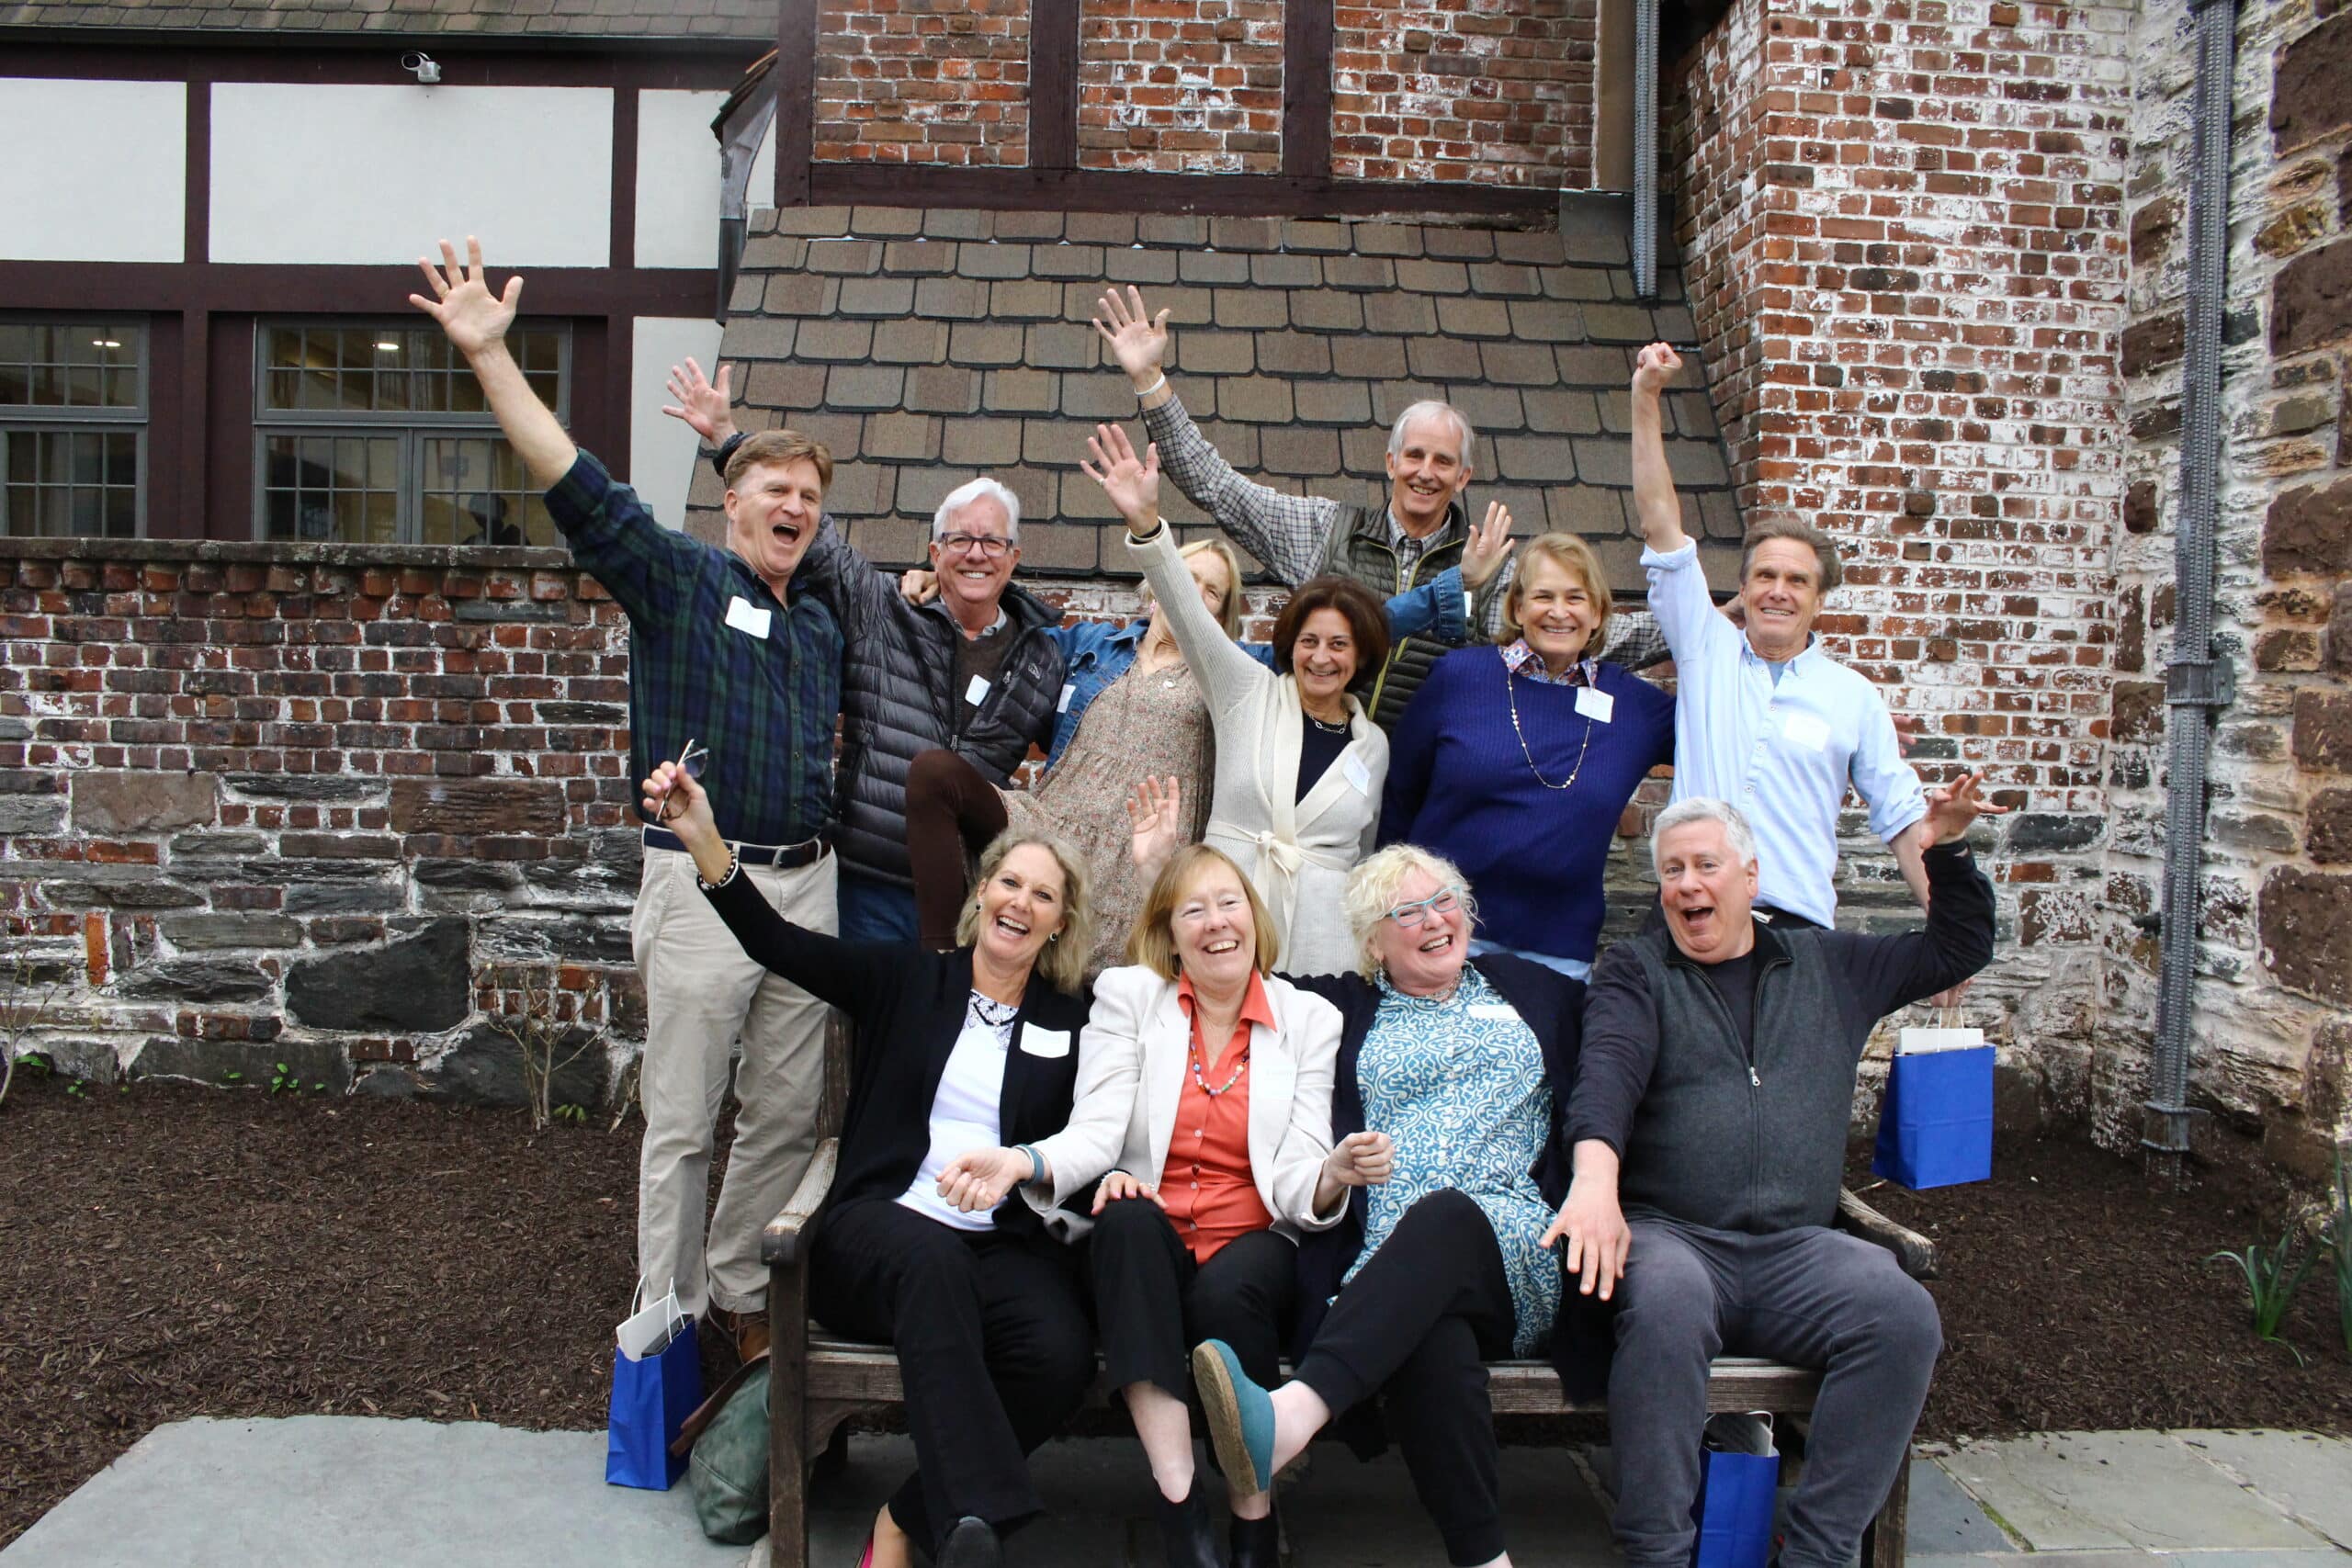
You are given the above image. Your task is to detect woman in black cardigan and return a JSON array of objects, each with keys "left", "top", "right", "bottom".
[{"left": 642, "top": 761, "right": 1099, "bottom": 1568}]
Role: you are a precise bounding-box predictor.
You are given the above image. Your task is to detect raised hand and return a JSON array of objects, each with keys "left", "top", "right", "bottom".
[
  {"left": 408, "top": 237, "right": 522, "bottom": 360},
  {"left": 662, "top": 356, "right": 739, "bottom": 447},
  {"left": 1080, "top": 423, "right": 1162, "bottom": 534},
  {"left": 1919, "top": 769, "right": 2006, "bottom": 849},
  {"left": 935, "top": 1146, "right": 1033, "bottom": 1213},
  {"left": 1125, "top": 774, "right": 1186, "bottom": 874},
  {"left": 1322, "top": 1130, "right": 1394, "bottom": 1189},
  {"left": 1091, "top": 285, "right": 1173, "bottom": 390},
  {"left": 899, "top": 568, "right": 940, "bottom": 606},
  {"left": 1091, "top": 1169, "right": 1164, "bottom": 1214},
  {"left": 1632, "top": 340, "right": 1683, "bottom": 398},
  {"left": 1462, "top": 501, "right": 1518, "bottom": 592},
  {"left": 640, "top": 761, "right": 720, "bottom": 858}
]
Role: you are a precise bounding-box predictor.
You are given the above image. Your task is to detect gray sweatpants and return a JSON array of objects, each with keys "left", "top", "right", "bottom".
[{"left": 1609, "top": 1216, "right": 1941, "bottom": 1568}]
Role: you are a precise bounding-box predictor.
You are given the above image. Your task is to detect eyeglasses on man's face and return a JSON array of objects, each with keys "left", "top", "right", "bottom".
[
  {"left": 937, "top": 531, "right": 1012, "bottom": 560},
  {"left": 1383, "top": 887, "right": 1463, "bottom": 929}
]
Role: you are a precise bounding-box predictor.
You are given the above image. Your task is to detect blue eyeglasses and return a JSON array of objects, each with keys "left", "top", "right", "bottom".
[{"left": 1382, "top": 887, "right": 1463, "bottom": 929}]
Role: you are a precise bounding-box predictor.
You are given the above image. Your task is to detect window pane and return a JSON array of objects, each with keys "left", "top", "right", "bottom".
[
  {"left": 105, "top": 485, "right": 135, "bottom": 537},
  {"left": 0, "top": 427, "right": 140, "bottom": 539},
  {"left": 256, "top": 428, "right": 399, "bottom": 544}
]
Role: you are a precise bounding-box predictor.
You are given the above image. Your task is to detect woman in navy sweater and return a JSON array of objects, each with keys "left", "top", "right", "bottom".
[{"left": 1378, "top": 534, "right": 1675, "bottom": 980}]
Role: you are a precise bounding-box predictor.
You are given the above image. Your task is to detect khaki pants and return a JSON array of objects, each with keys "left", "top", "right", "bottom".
[{"left": 630, "top": 845, "right": 837, "bottom": 1319}]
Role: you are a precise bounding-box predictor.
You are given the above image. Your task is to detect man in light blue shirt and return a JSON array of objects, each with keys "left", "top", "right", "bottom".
[{"left": 1628, "top": 343, "right": 1929, "bottom": 927}]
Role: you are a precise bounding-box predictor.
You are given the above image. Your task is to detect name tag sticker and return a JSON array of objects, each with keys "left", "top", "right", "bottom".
[
  {"left": 1781, "top": 711, "right": 1832, "bottom": 751},
  {"left": 1057, "top": 682, "right": 1077, "bottom": 713},
  {"left": 964, "top": 674, "right": 992, "bottom": 707},
  {"left": 1574, "top": 685, "right": 1616, "bottom": 724},
  {"left": 724, "top": 596, "right": 772, "bottom": 640},
  {"left": 1342, "top": 753, "right": 1372, "bottom": 795},
  {"left": 1018, "top": 1026, "right": 1071, "bottom": 1059},
  {"left": 1469, "top": 1002, "right": 1520, "bottom": 1022}
]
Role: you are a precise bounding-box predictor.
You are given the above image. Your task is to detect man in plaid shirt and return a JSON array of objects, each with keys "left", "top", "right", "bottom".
[
  {"left": 412, "top": 238, "right": 839, "bottom": 1362},
  {"left": 1091, "top": 286, "right": 1668, "bottom": 728}
]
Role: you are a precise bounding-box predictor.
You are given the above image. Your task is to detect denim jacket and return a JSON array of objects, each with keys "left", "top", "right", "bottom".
[{"left": 1042, "top": 564, "right": 1473, "bottom": 770}]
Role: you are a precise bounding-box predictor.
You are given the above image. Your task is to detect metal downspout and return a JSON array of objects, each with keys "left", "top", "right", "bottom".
[
  {"left": 1633, "top": 0, "right": 1659, "bottom": 301},
  {"left": 2144, "top": 0, "right": 2240, "bottom": 1174}
]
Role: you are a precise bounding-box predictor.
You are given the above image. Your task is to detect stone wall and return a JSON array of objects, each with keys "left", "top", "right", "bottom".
[
  {"left": 2105, "top": 0, "right": 2352, "bottom": 1178},
  {"left": 0, "top": 543, "right": 643, "bottom": 1106}
]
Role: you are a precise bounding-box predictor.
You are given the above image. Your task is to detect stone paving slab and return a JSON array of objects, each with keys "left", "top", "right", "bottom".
[
  {"left": 1908, "top": 1456, "right": 2021, "bottom": 1555},
  {"left": 2176, "top": 1431, "right": 2352, "bottom": 1549},
  {"left": 0, "top": 1416, "right": 741, "bottom": 1568},
  {"left": 1939, "top": 1432, "right": 2335, "bottom": 1554}
]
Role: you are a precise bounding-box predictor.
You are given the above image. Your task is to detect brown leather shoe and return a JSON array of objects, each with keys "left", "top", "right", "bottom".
[{"left": 711, "top": 1304, "right": 770, "bottom": 1365}]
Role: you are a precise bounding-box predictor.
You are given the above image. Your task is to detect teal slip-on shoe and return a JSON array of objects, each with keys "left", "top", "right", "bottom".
[{"left": 1190, "top": 1338, "right": 1276, "bottom": 1497}]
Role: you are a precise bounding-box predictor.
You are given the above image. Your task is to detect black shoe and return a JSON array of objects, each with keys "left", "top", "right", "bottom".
[
  {"left": 1229, "top": 1507, "right": 1280, "bottom": 1568},
  {"left": 1154, "top": 1483, "right": 1226, "bottom": 1568},
  {"left": 937, "top": 1515, "right": 1002, "bottom": 1568}
]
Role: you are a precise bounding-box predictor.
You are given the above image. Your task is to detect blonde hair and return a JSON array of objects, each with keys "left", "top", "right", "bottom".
[
  {"left": 1139, "top": 537, "right": 1247, "bottom": 643},
  {"left": 1342, "top": 844, "right": 1480, "bottom": 979},
  {"left": 1498, "top": 533, "right": 1612, "bottom": 653},
  {"left": 1126, "top": 845, "right": 1281, "bottom": 979},
  {"left": 956, "top": 831, "right": 1093, "bottom": 994}
]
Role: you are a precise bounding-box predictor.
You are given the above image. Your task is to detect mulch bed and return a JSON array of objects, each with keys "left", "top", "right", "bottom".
[{"left": 3, "top": 1077, "right": 2346, "bottom": 1547}]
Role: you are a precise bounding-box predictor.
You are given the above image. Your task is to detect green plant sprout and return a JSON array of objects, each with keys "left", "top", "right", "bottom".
[
  {"left": 2209, "top": 1224, "right": 2318, "bottom": 1365},
  {"left": 2328, "top": 1151, "right": 2351, "bottom": 1361}
]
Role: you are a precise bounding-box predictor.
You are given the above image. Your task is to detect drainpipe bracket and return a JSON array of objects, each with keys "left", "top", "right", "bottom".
[
  {"left": 2139, "top": 1100, "right": 2210, "bottom": 1154},
  {"left": 2164, "top": 655, "right": 2234, "bottom": 709}
]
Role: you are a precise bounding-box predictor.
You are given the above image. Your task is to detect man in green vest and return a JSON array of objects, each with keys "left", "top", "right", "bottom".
[{"left": 1094, "top": 285, "right": 1666, "bottom": 728}]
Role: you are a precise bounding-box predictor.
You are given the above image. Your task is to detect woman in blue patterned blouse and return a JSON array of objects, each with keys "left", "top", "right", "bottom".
[{"left": 1189, "top": 843, "right": 1590, "bottom": 1568}]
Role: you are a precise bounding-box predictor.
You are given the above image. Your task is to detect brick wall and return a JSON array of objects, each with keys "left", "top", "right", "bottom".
[
  {"left": 1077, "top": 0, "right": 1285, "bottom": 174},
  {"left": 1666, "top": 0, "right": 2138, "bottom": 1132},
  {"left": 800, "top": 0, "right": 1601, "bottom": 186},
  {"left": 1332, "top": 0, "right": 1595, "bottom": 188},
  {"left": 0, "top": 543, "right": 642, "bottom": 1104},
  {"left": 815, "top": 0, "right": 1033, "bottom": 166},
  {"left": 2105, "top": 0, "right": 2352, "bottom": 1177}
]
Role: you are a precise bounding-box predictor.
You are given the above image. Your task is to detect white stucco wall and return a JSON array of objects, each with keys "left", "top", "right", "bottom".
[
  {"left": 636, "top": 89, "right": 729, "bottom": 271},
  {"left": 629, "top": 316, "right": 725, "bottom": 528},
  {"left": 0, "top": 78, "right": 187, "bottom": 263},
  {"left": 209, "top": 85, "right": 613, "bottom": 266}
]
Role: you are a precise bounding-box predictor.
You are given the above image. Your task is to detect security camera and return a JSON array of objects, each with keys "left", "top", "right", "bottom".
[{"left": 401, "top": 52, "right": 442, "bottom": 85}]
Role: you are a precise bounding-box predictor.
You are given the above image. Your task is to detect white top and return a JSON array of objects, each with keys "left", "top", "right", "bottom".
[
  {"left": 1128, "top": 525, "right": 1387, "bottom": 976},
  {"left": 1641, "top": 540, "right": 1927, "bottom": 927},
  {"left": 1023, "top": 964, "right": 1347, "bottom": 1241},
  {"left": 897, "top": 994, "right": 1017, "bottom": 1232}
]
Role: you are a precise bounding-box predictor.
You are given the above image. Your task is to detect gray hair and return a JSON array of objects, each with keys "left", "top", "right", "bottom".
[
  {"left": 1649, "top": 798, "right": 1758, "bottom": 875},
  {"left": 1386, "top": 400, "right": 1476, "bottom": 471},
  {"left": 1342, "top": 842, "right": 1479, "bottom": 979},
  {"left": 933, "top": 476, "right": 1023, "bottom": 544}
]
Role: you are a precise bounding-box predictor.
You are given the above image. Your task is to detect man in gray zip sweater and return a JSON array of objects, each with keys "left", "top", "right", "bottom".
[{"left": 1551, "top": 784, "right": 1996, "bottom": 1568}]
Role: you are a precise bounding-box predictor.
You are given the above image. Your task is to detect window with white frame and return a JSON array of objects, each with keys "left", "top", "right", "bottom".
[
  {"left": 0, "top": 319, "right": 146, "bottom": 539},
  {"left": 254, "top": 321, "right": 568, "bottom": 547}
]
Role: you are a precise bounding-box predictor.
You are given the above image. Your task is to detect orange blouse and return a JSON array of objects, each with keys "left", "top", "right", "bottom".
[{"left": 1163, "top": 971, "right": 1279, "bottom": 1262}]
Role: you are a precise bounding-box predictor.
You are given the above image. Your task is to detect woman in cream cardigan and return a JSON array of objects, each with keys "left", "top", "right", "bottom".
[
  {"left": 934, "top": 844, "right": 1390, "bottom": 1568},
  {"left": 1080, "top": 422, "right": 1390, "bottom": 975}
]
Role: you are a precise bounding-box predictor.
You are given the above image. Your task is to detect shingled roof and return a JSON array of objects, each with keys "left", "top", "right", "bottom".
[
  {"left": 0, "top": 0, "right": 773, "bottom": 39},
  {"left": 696, "top": 204, "right": 1744, "bottom": 597}
]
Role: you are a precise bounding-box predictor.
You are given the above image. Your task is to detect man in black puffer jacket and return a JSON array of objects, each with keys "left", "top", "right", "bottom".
[
  {"left": 685, "top": 380, "right": 1067, "bottom": 941},
  {"left": 1553, "top": 784, "right": 1996, "bottom": 1568}
]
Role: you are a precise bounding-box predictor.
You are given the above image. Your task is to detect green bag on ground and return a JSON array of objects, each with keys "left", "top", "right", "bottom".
[{"left": 683, "top": 1356, "right": 771, "bottom": 1544}]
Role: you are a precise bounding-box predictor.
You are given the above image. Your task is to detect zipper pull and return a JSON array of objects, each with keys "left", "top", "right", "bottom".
[{"left": 1748, "top": 1065, "right": 1760, "bottom": 1088}]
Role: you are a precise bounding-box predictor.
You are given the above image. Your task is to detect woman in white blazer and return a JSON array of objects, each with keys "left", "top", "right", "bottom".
[
  {"left": 936, "top": 844, "right": 1391, "bottom": 1568},
  {"left": 1081, "top": 422, "right": 1390, "bottom": 976}
]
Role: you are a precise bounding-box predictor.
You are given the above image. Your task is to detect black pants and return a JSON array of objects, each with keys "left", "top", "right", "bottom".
[
  {"left": 906, "top": 749, "right": 1010, "bottom": 951},
  {"left": 1293, "top": 1190, "right": 1520, "bottom": 1567},
  {"left": 809, "top": 1197, "right": 1094, "bottom": 1554},
  {"left": 1090, "top": 1197, "right": 1298, "bottom": 1399}
]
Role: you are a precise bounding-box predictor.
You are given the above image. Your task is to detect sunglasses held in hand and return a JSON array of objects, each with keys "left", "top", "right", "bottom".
[{"left": 653, "top": 739, "right": 708, "bottom": 825}]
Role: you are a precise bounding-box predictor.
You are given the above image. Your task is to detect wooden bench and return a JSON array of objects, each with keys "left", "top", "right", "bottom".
[{"left": 757, "top": 1028, "right": 1934, "bottom": 1568}]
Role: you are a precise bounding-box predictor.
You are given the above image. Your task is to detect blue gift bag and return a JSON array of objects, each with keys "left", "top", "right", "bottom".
[
  {"left": 1690, "top": 1415, "right": 1780, "bottom": 1568},
  {"left": 606, "top": 1284, "right": 702, "bottom": 1490},
  {"left": 1872, "top": 1031, "right": 1994, "bottom": 1190}
]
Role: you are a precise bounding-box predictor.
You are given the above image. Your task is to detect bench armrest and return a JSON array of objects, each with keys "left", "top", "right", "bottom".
[
  {"left": 1836, "top": 1186, "right": 1939, "bottom": 1280},
  {"left": 763, "top": 1138, "right": 840, "bottom": 1269}
]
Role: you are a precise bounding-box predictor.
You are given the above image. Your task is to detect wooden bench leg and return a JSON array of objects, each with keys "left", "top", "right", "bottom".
[
  {"left": 1863, "top": 1453, "right": 1911, "bottom": 1568},
  {"left": 768, "top": 1262, "right": 811, "bottom": 1568}
]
